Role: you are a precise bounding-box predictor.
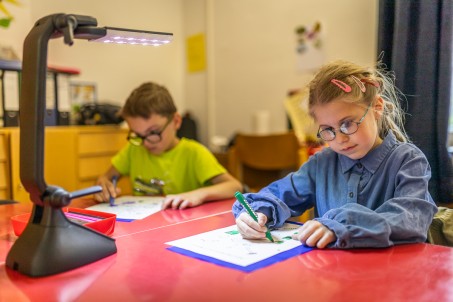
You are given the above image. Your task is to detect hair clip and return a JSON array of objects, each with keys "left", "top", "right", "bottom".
[
  {"left": 360, "top": 78, "right": 380, "bottom": 88},
  {"left": 330, "top": 79, "right": 352, "bottom": 93},
  {"left": 351, "top": 75, "right": 366, "bottom": 92}
]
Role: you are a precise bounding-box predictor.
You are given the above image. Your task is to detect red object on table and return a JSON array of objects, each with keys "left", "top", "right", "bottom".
[{"left": 10, "top": 207, "right": 116, "bottom": 237}]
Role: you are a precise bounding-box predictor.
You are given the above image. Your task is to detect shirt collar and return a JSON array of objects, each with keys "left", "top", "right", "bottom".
[{"left": 339, "top": 131, "right": 398, "bottom": 174}]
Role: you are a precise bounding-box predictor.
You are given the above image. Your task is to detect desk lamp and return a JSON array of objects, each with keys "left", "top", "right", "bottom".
[{"left": 6, "top": 13, "right": 172, "bottom": 277}]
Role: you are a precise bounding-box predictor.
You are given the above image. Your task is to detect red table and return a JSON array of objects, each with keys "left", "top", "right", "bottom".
[
  {"left": 0, "top": 198, "right": 235, "bottom": 259},
  {"left": 1, "top": 201, "right": 453, "bottom": 301}
]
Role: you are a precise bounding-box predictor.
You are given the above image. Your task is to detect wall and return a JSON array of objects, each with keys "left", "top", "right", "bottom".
[
  {"left": 182, "top": 0, "right": 208, "bottom": 144},
  {"left": 0, "top": 0, "right": 32, "bottom": 57},
  {"left": 1, "top": 0, "right": 378, "bottom": 146},
  {"left": 210, "top": 0, "right": 378, "bottom": 142},
  {"left": 28, "top": 0, "right": 185, "bottom": 112}
]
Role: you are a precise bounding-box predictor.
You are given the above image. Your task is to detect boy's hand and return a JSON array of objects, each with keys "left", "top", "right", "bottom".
[
  {"left": 235, "top": 212, "right": 269, "bottom": 240},
  {"left": 94, "top": 175, "right": 121, "bottom": 202},
  {"left": 292, "top": 220, "right": 336, "bottom": 249},
  {"left": 162, "top": 192, "right": 204, "bottom": 210}
]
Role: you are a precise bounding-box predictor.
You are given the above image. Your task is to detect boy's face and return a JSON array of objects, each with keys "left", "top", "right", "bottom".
[
  {"left": 125, "top": 113, "right": 181, "bottom": 155},
  {"left": 311, "top": 98, "right": 383, "bottom": 160}
]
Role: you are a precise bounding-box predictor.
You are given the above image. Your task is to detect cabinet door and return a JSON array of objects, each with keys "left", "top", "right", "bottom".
[
  {"left": 76, "top": 127, "right": 128, "bottom": 190},
  {"left": 0, "top": 131, "right": 10, "bottom": 199},
  {"left": 9, "top": 126, "right": 130, "bottom": 202},
  {"left": 9, "top": 128, "right": 78, "bottom": 202},
  {"left": 9, "top": 129, "right": 27, "bottom": 202}
]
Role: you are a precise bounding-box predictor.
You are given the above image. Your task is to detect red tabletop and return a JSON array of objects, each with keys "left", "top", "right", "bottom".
[
  {"left": 1, "top": 202, "right": 453, "bottom": 301},
  {"left": 0, "top": 198, "right": 235, "bottom": 262}
]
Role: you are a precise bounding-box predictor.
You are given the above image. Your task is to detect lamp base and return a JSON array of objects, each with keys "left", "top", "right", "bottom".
[{"left": 6, "top": 205, "right": 117, "bottom": 277}]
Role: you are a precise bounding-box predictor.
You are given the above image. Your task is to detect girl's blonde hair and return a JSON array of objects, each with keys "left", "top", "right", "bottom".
[{"left": 308, "top": 60, "right": 409, "bottom": 142}]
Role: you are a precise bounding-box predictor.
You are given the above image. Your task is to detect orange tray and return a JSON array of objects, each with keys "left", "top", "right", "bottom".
[{"left": 11, "top": 207, "right": 116, "bottom": 237}]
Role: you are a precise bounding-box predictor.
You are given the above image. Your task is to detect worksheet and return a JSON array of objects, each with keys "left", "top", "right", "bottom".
[
  {"left": 86, "top": 196, "right": 164, "bottom": 220},
  {"left": 166, "top": 222, "right": 312, "bottom": 272}
]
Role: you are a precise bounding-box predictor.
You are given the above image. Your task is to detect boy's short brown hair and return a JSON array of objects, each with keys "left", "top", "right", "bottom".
[{"left": 121, "top": 82, "right": 177, "bottom": 119}]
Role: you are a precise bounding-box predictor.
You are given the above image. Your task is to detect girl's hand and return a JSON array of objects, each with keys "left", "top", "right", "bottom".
[
  {"left": 292, "top": 220, "right": 336, "bottom": 249},
  {"left": 162, "top": 192, "right": 204, "bottom": 210},
  {"left": 235, "top": 212, "right": 269, "bottom": 240}
]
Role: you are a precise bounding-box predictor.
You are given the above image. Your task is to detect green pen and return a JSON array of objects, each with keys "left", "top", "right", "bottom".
[{"left": 235, "top": 191, "right": 274, "bottom": 242}]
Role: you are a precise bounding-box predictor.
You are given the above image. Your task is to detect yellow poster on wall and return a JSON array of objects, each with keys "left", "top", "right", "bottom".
[{"left": 186, "top": 33, "right": 206, "bottom": 73}]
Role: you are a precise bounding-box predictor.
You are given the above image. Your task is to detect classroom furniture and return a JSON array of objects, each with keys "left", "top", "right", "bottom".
[
  {"left": 0, "top": 130, "right": 10, "bottom": 199},
  {"left": 229, "top": 131, "right": 301, "bottom": 192},
  {"left": 0, "top": 126, "right": 130, "bottom": 202},
  {"left": 0, "top": 199, "right": 452, "bottom": 301}
]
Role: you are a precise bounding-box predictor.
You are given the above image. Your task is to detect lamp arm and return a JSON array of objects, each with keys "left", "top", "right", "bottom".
[
  {"left": 20, "top": 14, "right": 57, "bottom": 206},
  {"left": 20, "top": 14, "right": 100, "bottom": 206}
]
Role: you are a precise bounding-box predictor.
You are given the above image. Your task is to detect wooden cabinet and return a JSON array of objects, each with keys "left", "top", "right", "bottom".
[
  {"left": 8, "top": 125, "right": 131, "bottom": 202},
  {"left": 0, "top": 130, "right": 10, "bottom": 199}
]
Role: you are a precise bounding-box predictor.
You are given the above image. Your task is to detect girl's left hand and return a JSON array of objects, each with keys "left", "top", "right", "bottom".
[
  {"left": 292, "top": 220, "right": 336, "bottom": 249},
  {"left": 162, "top": 192, "right": 203, "bottom": 210}
]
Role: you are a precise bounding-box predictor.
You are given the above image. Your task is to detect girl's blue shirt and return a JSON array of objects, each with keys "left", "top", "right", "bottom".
[{"left": 232, "top": 131, "right": 438, "bottom": 248}]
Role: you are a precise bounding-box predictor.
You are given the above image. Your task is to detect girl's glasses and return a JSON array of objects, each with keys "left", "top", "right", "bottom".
[
  {"left": 317, "top": 103, "right": 371, "bottom": 141},
  {"left": 127, "top": 117, "right": 173, "bottom": 146}
]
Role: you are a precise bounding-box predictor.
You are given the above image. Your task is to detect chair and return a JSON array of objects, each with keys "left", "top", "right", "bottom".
[{"left": 229, "top": 131, "right": 301, "bottom": 193}]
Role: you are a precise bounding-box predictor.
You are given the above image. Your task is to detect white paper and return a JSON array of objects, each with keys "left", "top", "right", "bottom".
[
  {"left": 166, "top": 223, "right": 302, "bottom": 267},
  {"left": 86, "top": 196, "right": 164, "bottom": 220}
]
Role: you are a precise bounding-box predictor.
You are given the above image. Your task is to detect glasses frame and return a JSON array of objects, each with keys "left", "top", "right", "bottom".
[
  {"left": 127, "top": 116, "right": 173, "bottom": 146},
  {"left": 317, "top": 103, "right": 372, "bottom": 141}
]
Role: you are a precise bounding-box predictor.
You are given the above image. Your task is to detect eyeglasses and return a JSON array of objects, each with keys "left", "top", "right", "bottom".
[
  {"left": 127, "top": 117, "right": 173, "bottom": 146},
  {"left": 317, "top": 103, "right": 371, "bottom": 141}
]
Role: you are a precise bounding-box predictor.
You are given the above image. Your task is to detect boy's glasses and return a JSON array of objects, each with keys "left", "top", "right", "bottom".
[
  {"left": 127, "top": 117, "right": 173, "bottom": 145},
  {"left": 317, "top": 103, "right": 371, "bottom": 141}
]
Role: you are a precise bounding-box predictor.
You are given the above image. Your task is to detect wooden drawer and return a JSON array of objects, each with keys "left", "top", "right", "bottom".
[
  {"left": 0, "top": 133, "right": 6, "bottom": 161},
  {"left": 78, "top": 132, "right": 127, "bottom": 156},
  {"left": 0, "top": 162, "right": 7, "bottom": 188},
  {"left": 0, "top": 189, "right": 8, "bottom": 199},
  {"left": 78, "top": 156, "right": 112, "bottom": 179}
]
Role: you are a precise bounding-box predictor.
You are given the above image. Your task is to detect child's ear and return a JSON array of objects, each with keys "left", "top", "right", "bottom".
[
  {"left": 373, "top": 96, "right": 384, "bottom": 120},
  {"left": 174, "top": 112, "right": 183, "bottom": 130}
]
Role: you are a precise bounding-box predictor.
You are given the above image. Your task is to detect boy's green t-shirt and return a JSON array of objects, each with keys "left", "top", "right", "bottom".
[{"left": 112, "top": 138, "right": 226, "bottom": 195}]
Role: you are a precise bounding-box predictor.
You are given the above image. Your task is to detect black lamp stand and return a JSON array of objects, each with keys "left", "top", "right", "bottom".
[{"left": 5, "top": 14, "right": 117, "bottom": 277}]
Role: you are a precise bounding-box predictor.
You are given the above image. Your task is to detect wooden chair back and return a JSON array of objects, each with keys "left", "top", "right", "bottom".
[{"left": 231, "top": 131, "right": 300, "bottom": 192}]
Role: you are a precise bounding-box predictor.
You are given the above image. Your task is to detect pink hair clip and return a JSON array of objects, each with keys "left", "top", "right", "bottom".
[
  {"left": 330, "top": 79, "right": 352, "bottom": 93},
  {"left": 351, "top": 75, "right": 366, "bottom": 92}
]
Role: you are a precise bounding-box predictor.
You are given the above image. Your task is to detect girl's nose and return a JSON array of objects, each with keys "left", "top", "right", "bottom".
[{"left": 335, "top": 131, "right": 349, "bottom": 143}]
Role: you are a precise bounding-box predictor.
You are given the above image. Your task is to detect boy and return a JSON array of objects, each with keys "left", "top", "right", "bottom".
[{"left": 95, "top": 82, "right": 242, "bottom": 209}]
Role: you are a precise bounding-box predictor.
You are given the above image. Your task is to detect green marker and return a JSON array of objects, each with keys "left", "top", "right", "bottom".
[{"left": 235, "top": 191, "right": 274, "bottom": 242}]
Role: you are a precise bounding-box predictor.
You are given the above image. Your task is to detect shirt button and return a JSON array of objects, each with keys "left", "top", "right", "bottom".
[
  {"left": 349, "top": 192, "right": 354, "bottom": 198},
  {"left": 340, "top": 240, "right": 347, "bottom": 248},
  {"left": 357, "top": 163, "right": 362, "bottom": 168}
]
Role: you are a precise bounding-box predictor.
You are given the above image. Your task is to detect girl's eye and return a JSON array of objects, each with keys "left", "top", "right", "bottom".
[
  {"left": 340, "top": 121, "right": 354, "bottom": 132},
  {"left": 320, "top": 126, "right": 334, "bottom": 131}
]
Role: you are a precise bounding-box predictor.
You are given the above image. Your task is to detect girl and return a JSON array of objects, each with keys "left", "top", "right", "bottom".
[{"left": 233, "top": 60, "right": 437, "bottom": 249}]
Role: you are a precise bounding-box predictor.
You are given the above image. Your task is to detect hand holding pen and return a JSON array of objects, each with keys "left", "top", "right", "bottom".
[
  {"left": 94, "top": 174, "right": 121, "bottom": 203},
  {"left": 235, "top": 191, "right": 274, "bottom": 242}
]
